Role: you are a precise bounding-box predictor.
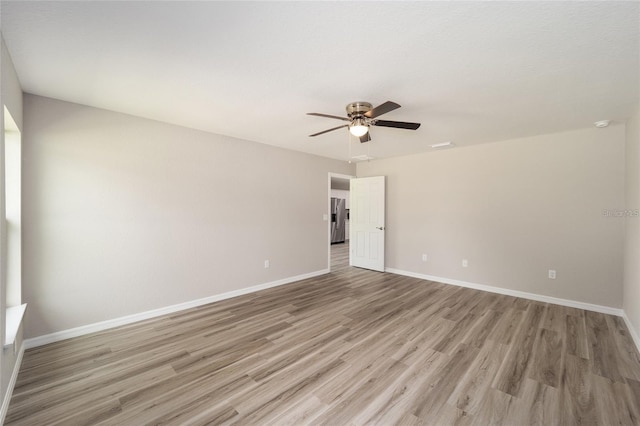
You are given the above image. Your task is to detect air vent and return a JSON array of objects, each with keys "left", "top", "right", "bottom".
[
  {"left": 430, "top": 141, "right": 455, "bottom": 149},
  {"left": 350, "top": 154, "right": 375, "bottom": 161}
]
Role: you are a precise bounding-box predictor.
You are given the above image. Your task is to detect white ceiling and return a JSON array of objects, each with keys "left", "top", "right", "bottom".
[{"left": 1, "top": 1, "right": 638, "bottom": 162}]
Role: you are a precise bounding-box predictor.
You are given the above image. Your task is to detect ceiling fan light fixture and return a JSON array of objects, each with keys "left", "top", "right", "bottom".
[{"left": 349, "top": 118, "right": 369, "bottom": 137}]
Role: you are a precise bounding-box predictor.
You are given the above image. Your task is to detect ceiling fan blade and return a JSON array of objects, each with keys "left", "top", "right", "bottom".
[
  {"left": 359, "top": 132, "right": 371, "bottom": 143},
  {"left": 364, "top": 101, "right": 401, "bottom": 119},
  {"left": 307, "top": 112, "right": 350, "bottom": 122},
  {"left": 373, "top": 120, "right": 421, "bottom": 130},
  {"left": 309, "top": 124, "right": 349, "bottom": 137}
]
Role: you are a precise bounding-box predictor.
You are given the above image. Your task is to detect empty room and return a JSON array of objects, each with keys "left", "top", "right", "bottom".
[{"left": 1, "top": 1, "right": 639, "bottom": 425}]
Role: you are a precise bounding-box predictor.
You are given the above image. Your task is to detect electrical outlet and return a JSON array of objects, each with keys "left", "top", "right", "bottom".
[
  {"left": 548, "top": 269, "right": 556, "bottom": 279},
  {"left": 462, "top": 259, "right": 468, "bottom": 268},
  {"left": 264, "top": 260, "right": 270, "bottom": 268},
  {"left": 422, "top": 254, "right": 428, "bottom": 262}
]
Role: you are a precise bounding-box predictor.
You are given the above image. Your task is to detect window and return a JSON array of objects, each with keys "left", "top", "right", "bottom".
[{"left": 3, "top": 105, "right": 24, "bottom": 348}]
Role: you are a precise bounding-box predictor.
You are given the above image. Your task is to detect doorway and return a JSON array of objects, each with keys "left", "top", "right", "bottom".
[{"left": 328, "top": 173, "right": 354, "bottom": 272}]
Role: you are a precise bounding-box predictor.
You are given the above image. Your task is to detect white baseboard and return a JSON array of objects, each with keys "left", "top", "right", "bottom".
[
  {"left": 385, "top": 268, "right": 624, "bottom": 317},
  {"left": 622, "top": 311, "right": 640, "bottom": 356},
  {"left": 25, "top": 269, "right": 329, "bottom": 349},
  {"left": 23, "top": 266, "right": 635, "bottom": 354},
  {"left": 0, "top": 341, "right": 25, "bottom": 425}
]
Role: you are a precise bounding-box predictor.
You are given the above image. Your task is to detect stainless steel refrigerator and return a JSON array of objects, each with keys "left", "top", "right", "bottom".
[{"left": 331, "top": 197, "right": 346, "bottom": 244}]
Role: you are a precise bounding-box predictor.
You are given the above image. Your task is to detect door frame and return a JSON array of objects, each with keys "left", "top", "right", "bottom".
[{"left": 328, "top": 172, "right": 356, "bottom": 270}]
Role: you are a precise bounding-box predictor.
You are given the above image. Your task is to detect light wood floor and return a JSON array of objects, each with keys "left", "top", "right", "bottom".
[{"left": 7, "top": 242, "right": 640, "bottom": 425}]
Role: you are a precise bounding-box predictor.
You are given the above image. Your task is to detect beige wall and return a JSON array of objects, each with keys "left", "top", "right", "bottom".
[
  {"left": 22, "top": 94, "right": 354, "bottom": 338},
  {"left": 1, "top": 35, "right": 24, "bottom": 416},
  {"left": 624, "top": 105, "right": 640, "bottom": 341},
  {"left": 357, "top": 126, "right": 626, "bottom": 308}
]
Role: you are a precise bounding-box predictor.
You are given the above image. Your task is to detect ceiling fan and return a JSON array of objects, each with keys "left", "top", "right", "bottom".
[{"left": 307, "top": 101, "right": 421, "bottom": 143}]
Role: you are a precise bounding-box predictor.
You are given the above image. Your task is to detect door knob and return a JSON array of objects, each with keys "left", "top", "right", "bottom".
[{"left": 376, "top": 226, "right": 385, "bottom": 230}]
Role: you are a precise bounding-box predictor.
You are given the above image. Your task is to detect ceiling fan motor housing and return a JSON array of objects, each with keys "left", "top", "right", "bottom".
[{"left": 346, "top": 102, "right": 372, "bottom": 118}]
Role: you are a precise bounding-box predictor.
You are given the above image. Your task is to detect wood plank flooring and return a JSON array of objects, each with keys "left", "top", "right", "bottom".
[{"left": 7, "top": 242, "right": 640, "bottom": 425}]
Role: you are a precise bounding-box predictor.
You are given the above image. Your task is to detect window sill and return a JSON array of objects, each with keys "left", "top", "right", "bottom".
[{"left": 4, "top": 304, "right": 27, "bottom": 348}]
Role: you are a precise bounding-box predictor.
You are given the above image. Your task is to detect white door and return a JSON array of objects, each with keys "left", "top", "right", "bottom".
[{"left": 350, "top": 176, "right": 385, "bottom": 272}]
